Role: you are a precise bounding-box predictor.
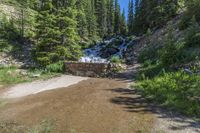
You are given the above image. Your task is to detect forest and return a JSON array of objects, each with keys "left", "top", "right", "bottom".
[
  {"left": 0, "top": 0, "right": 200, "bottom": 126},
  {"left": 0, "top": 0, "right": 195, "bottom": 66}
]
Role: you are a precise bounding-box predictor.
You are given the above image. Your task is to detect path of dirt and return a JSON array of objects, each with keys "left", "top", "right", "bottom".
[
  {"left": 0, "top": 65, "right": 199, "bottom": 133},
  {"left": 0, "top": 75, "right": 88, "bottom": 99},
  {"left": 0, "top": 78, "right": 155, "bottom": 133}
]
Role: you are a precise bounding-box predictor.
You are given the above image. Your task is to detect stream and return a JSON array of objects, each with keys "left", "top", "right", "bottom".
[{"left": 79, "top": 36, "right": 135, "bottom": 63}]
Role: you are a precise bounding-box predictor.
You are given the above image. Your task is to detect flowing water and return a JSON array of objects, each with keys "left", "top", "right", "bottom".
[{"left": 79, "top": 37, "right": 135, "bottom": 63}]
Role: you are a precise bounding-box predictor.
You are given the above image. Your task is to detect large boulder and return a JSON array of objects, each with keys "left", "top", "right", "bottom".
[
  {"left": 100, "top": 37, "right": 124, "bottom": 58},
  {"left": 100, "top": 47, "right": 119, "bottom": 58}
]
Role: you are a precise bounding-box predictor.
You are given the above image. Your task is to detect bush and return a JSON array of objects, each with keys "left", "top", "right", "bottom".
[
  {"left": 138, "top": 45, "right": 161, "bottom": 63},
  {"left": 179, "top": 0, "right": 200, "bottom": 30},
  {"left": 0, "top": 66, "right": 29, "bottom": 85},
  {"left": 136, "top": 71, "right": 200, "bottom": 117},
  {"left": 176, "top": 48, "right": 200, "bottom": 63},
  {"left": 159, "top": 26, "right": 186, "bottom": 66},
  {"left": 184, "top": 17, "right": 200, "bottom": 48},
  {"left": 137, "top": 64, "right": 165, "bottom": 79},
  {"left": 187, "top": 0, "right": 200, "bottom": 23},
  {"left": 46, "top": 61, "right": 64, "bottom": 73},
  {"left": 110, "top": 56, "right": 123, "bottom": 64}
]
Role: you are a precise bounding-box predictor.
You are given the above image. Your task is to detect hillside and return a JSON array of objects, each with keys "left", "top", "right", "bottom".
[
  {"left": 0, "top": 0, "right": 200, "bottom": 133},
  {"left": 0, "top": 1, "right": 36, "bottom": 68}
]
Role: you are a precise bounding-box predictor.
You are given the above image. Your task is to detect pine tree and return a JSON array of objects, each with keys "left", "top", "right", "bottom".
[
  {"left": 35, "top": 0, "right": 81, "bottom": 66},
  {"left": 86, "top": 0, "right": 98, "bottom": 39},
  {"left": 114, "top": 0, "right": 120, "bottom": 34},
  {"left": 76, "top": 0, "right": 88, "bottom": 39},
  {"left": 107, "top": 0, "right": 114, "bottom": 36},
  {"left": 95, "top": 0, "right": 107, "bottom": 37},
  {"left": 128, "top": 0, "right": 134, "bottom": 35},
  {"left": 133, "top": 0, "right": 180, "bottom": 34},
  {"left": 120, "top": 9, "right": 127, "bottom": 35}
]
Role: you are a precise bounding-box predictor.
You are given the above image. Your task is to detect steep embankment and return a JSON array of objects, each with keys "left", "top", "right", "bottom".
[
  {"left": 124, "top": 14, "right": 187, "bottom": 65},
  {"left": 0, "top": 2, "right": 36, "bottom": 68}
]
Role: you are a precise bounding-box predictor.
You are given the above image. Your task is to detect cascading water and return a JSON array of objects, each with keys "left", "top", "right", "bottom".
[{"left": 79, "top": 37, "right": 135, "bottom": 63}]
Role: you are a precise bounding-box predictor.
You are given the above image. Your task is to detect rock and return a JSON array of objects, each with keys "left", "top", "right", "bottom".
[
  {"left": 19, "top": 70, "right": 28, "bottom": 76},
  {"left": 101, "top": 48, "right": 119, "bottom": 58},
  {"left": 32, "top": 74, "right": 41, "bottom": 78},
  {"left": 6, "top": 70, "right": 12, "bottom": 75}
]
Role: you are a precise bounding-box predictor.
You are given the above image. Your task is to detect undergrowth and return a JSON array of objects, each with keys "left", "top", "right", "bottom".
[
  {"left": 0, "top": 66, "right": 61, "bottom": 86},
  {"left": 136, "top": 71, "right": 200, "bottom": 117},
  {"left": 136, "top": 17, "right": 200, "bottom": 118}
]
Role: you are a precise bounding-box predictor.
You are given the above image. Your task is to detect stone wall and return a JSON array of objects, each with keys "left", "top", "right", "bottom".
[
  {"left": 65, "top": 62, "right": 126, "bottom": 77},
  {"left": 65, "top": 62, "right": 111, "bottom": 77}
]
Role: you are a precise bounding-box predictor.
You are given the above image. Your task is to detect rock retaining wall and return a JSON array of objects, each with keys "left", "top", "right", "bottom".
[{"left": 65, "top": 62, "right": 126, "bottom": 77}]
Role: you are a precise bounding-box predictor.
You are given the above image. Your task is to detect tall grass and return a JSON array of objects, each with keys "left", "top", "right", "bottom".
[
  {"left": 136, "top": 71, "right": 200, "bottom": 117},
  {"left": 0, "top": 66, "right": 62, "bottom": 86},
  {"left": 0, "top": 66, "right": 29, "bottom": 85}
]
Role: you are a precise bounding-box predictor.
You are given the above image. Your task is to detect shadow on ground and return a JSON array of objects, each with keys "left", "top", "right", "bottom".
[{"left": 108, "top": 87, "right": 200, "bottom": 132}]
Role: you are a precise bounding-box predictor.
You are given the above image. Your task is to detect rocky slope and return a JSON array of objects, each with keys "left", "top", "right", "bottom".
[{"left": 0, "top": 3, "right": 36, "bottom": 68}]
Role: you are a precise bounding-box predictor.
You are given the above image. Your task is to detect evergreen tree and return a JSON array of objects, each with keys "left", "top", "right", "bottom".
[
  {"left": 85, "top": 0, "right": 98, "bottom": 38},
  {"left": 95, "top": 0, "right": 107, "bottom": 37},
  {"left": 76, "top": 0, "right": 88, "bottom": 39},
  {"left": 114, "top": 0, "right": 120, "bottom": 34},
  {"left": 120, "top": 9, "right": 127, "bottom": 35},
  {"left": 128, "top": 0, "right": 134, "bottom": 35},
  {"left": 107, "top": 0, "right": 114, "bottom": 36},
  {"left": 35, "top": 0, "right": 81, "bottom": 66},
  {"left": 133, "top": 0, "right": 180, "bottom": 34}
]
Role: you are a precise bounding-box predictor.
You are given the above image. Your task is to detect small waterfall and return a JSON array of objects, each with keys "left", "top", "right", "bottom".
[{"left": 79, "top": 37, "right": 135, "bottom": 63}]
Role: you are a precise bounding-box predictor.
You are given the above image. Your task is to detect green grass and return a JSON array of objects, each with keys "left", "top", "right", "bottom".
[
  {"left": 0, "top": 66, "right": 62, "bottom": 86},
  {"left": 135, "top": 71, "right": 200, "bottom": 117},
  {"left": 109, "top": 56, "right": 124, "bottom": 64},
  {"left": 28, "top": 120, "right": 54, "bottom": 133},
  {"left": 0, "top": 119, "right": 54, "bottom": 133},
  {"left": 0, "top": 99, "right": 7, "bottom": 108}
]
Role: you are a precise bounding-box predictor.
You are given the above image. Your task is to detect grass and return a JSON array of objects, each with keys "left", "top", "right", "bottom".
[
  {"left": 0, "top": 66, "right": 62, "bottom": 86},
  {"left": 135, "top": 71, "right": 200, "bottom": 118},
  {"left": 0, "top": 119, "right": 54, "bottom": 133},
  {"left": 0, "top": 99, "right": 7, "bottom": 108},
  {"left": 28, "top": 120, "right": 54, "bottom": 133}
]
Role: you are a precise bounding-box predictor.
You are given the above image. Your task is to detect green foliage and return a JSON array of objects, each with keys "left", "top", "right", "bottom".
[
  {"left": 127, "top": 0, "right": 134, "bottom": 35},
  {"left": 179, "top": 0, "right": 200, "bottom": 30},
  {"left": 28, "top": 120, "right": 54, "bottom": 133},
  {"left": 160, "top": 41, "right": 180, "bottom": 66},
  {"left": 114, "top": 0, "right": 121, "bottom": 34},
  {"left": 46, "top": 61, "right": 64, "bottom": 73},
  {"left": 35, "top": 0, "right": 82, "bottom": 66},
  {"left": 0, "top": 66, "right": 28, "bottom": 85},
  {"left": 110, "top": 56, "right": 122, "bottom": 64},
  {"left": 138, "top": 45, "right": 161, "bottom": 64},
  {"left": 137, "top": 64, "right": 165, "bottom": 79},
  {"left": 184, "top": 17, "right": 200, "bottom": 48},
  {"left": 133, "top": 0, "right": 180, "bottom": 34},
  {"left": 136, "top": 71, "right": 200, "bottom": 117},
  {"left": 0, "top": 66, "right": 61, "bottom": 85},
  {"left": 137, "top": 13, "right": 200, "bottom": 117}
]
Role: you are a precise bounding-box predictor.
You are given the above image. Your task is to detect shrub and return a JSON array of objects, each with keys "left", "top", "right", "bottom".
[
  {"left": 184, "top": 17, "right": 200, "bottom": 48},
  {"left": 179, "top": 0, "right": 200, "bottom": 30},
  {"left": 136, "top": 71, "right": 200, "bottom": 117},
  {"left": 160, "top": 32, "right": 178, "bottom": 66},
  {"left": 137, "top": 64, "right": 165, "bottom": 79},
  {"left": 110, "top": 56, "right": 123, "bottom": 64},
  {"left": 138, "top": 45, "right": 161, "bottom": 63},
  {"left": 0, "top": 66, "right": 28, "bottom": 85},
  {"left": 46, "top": 61, "right": 64, "bottom": 73}
]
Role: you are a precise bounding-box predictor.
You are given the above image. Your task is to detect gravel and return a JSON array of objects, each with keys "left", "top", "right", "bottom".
[{"left": 1, "top": 75, "right": 88, "bottom": 99}]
